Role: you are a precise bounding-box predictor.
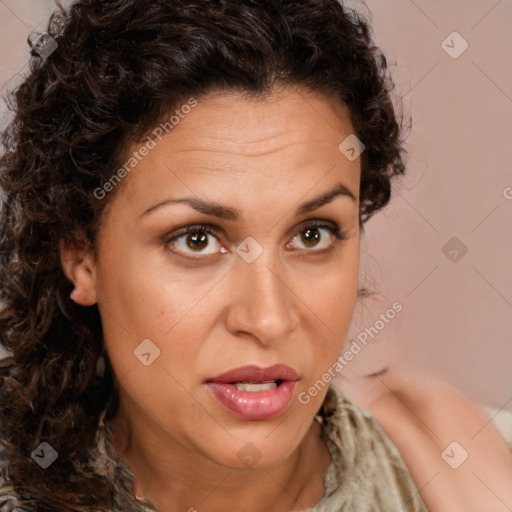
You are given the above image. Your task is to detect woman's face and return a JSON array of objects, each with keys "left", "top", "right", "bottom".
[{"left": 85, "top": 88, "right": 361, "bottom": 469}]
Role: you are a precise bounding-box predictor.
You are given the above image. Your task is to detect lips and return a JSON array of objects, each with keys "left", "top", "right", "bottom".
[{"left": 205, "top": 364, "right": 300, "bottom": 420}]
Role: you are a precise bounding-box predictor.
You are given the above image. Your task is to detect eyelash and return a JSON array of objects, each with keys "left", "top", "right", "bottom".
[{"left": 163, "top": 220, "right": 345, "bottom": 258}]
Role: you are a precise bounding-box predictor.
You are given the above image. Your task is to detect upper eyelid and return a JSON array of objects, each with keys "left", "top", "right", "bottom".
[{"left": 168, "top": 219, "right": 339, "bottom": 236}]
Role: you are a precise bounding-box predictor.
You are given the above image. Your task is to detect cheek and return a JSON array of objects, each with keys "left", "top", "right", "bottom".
[
  {"left": 94, "top": 253, "right": 213, "bottom": 382},
  {"left": 96, "top": 261, "right": 172, "bottom": 337},
  {"left": 298, "top": 238, "right": 360, "bottom": 326},
  {"left": 309, "top": 274, "right": 358, "bottom": 359},
  {"left": 96, "top": 242, "right": 216, "bottom": 333},
  {"left": 299, "top": 240, "right": 360, "bottom": 362}
]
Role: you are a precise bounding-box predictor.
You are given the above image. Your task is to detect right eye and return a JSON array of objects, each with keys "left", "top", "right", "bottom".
[{"left": 164, "top": 224, "right": 229, "bottom": 258}]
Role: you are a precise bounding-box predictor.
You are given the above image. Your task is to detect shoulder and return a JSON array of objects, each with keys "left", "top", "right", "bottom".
[
  {"left": 316, "top": 385, "right": 428, "bottom": 511},
  {"left": 361, "top": 370, "right": 512, "bottom": 512}
]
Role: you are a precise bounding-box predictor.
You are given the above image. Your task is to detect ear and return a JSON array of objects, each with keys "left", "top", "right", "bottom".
[{"left": 59, "top": 239, "right": 98, "bottom": 306}]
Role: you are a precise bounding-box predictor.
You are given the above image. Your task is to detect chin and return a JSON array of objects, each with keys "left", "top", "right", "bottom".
[{"left": 213, "top": 435, "right": 299, "bottom": 472}]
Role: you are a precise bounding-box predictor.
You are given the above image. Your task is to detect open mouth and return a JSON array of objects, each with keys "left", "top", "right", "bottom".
[
  {"left": 205, "top": 379, "right": 297, "bottom": 420},
  {"left": 204, "top": 365, "right": 299, "bottom": 419},
  {"left": 230, "top": 379, "right": 285, "bottom": 392}
]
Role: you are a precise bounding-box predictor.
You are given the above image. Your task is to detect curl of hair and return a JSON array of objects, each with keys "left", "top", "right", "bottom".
[{"left": 0, "top": 0, "right": 408, "bottom": 509}]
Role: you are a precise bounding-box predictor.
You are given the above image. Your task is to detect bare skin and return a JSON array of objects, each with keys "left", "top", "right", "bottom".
[
  {"left": 61, "top": 87, "right": 361, "bottom": 512},
  {"left": 341, "top": 368, "right": 512, "bottom": 512},
  {"left": 60, "top": 86, "right": 512, "bottom": 512}
]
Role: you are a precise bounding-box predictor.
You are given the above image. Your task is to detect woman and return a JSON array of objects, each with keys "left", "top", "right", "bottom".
[{"left": 0, "top": 1, "right": 510, "bottom": 511}]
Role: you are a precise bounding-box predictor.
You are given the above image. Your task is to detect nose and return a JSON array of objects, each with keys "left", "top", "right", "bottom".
[{"left": 224, "top": 251, "right": 299, "bottom": 345}]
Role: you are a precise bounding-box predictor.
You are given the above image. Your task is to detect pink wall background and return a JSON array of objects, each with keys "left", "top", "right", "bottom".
[
  {"left": 343, "top": 0, "right": 512, "bottom": 409},
  {"left": 1, "top": 0, "right": 511, "bottom": 408}
]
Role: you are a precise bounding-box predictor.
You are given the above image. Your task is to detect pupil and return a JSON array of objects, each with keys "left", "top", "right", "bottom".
[
  {"left": 302, "top": 228, "right": 320, "bottom": 247},
  {"left": 187, "top": 231, "right": 208, "bottom": 250}
]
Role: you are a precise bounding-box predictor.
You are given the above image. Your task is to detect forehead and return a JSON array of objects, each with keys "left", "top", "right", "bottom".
[
  {"left": 104, "top": 87, "right": 361, "bottom": 217},
  {"left": 156, "top": 88, "right": 355, "bottom": 154}
]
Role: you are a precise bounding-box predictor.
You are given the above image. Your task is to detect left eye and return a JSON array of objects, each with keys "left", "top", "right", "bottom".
[
  {"left": 287, "top": 224, "right": 341, "bottom": 251},
  {"left": 165, "top": 222, "right": 342, "bottom": 257}
]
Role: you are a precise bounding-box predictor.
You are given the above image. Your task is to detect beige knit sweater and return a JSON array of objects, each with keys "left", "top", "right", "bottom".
[{"left": 0, "top": 385, "right": 429, "bottom": 511}]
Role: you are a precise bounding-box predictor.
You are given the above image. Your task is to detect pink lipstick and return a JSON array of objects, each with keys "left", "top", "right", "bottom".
[{"left": 205, "top": 364, "right": 299, "bottom": 420}]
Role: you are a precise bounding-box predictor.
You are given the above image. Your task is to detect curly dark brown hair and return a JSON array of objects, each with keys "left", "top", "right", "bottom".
[{"left": 0, "top": 0, "right": 407, "bottom": 510}]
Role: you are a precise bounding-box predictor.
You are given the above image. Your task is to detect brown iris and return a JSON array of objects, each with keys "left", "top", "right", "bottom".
[
  {"left": 187, "top": 231, "right": 209, "bottom": 251},
  {"left": 301, "top": 227, "right": 321, "bottom": 248}
]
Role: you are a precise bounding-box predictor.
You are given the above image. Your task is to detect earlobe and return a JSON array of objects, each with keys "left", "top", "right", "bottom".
[
  {"left": 69, "top": 284, "right": 97, "bottom": 306},
  {"left": 59, "top": 240, "right": 98, "bottom": 306}
]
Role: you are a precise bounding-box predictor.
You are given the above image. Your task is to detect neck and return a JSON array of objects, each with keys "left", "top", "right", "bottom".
[{"left": 108, "top": 408, "right": 331, "bottom": 512}]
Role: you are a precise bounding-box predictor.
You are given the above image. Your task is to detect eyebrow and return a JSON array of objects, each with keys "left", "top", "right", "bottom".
[{"left": 140, "top": 182, "right": 357, "bottom": 220}]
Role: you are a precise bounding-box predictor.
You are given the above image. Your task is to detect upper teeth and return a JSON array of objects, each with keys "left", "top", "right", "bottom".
[{"left": 234, "top": 381, "right": 277, "bottom": 392}]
